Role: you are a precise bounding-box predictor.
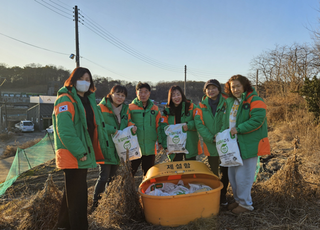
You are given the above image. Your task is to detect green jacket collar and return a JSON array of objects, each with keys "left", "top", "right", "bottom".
[
  {"left": 201, "top": 94, "right": 224, "bottom": 110},
  {"left": 100, "top": 97, "right": 128, "bottom": 114},
  {"left": 243, "top": 88, "right": 258, "bottom": 100},
  {"left": 132, "top": 98, "right": 154, "bottom": 109}
]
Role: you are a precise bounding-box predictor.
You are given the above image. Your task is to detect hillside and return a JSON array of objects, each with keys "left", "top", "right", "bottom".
[{"left": 2, "top": 85, "right": 48, "bottom": 94}]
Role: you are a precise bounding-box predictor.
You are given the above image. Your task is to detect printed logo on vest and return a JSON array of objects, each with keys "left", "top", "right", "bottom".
[
  {"left": 243, "top": 104, "right": 250, "bottom": 110},
  {"left": 59, "top": 105, "right": 68, "bottom": 112}
]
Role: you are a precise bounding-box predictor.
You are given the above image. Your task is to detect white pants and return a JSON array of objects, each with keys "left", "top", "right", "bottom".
[{"left": 228, "top": 156, "right": 258, "bottom": 210}]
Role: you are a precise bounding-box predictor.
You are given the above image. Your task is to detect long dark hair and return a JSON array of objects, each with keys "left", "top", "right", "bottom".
[
  {"left": 164, "top": 85, "right": 190, "bottom": 115},
  {"left": 64, "top": 67, "right": 96, "bottom": 92},
  {"left": 106, "top": 85, "right": 127, "bottom": 103},
  {"left": 224, "top": 74, "right": 253, "bottom": 98}
]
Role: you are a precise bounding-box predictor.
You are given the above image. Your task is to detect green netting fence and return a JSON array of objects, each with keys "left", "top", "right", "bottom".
[{"left": 0, "top": 133, "right": 55, "bottom": 196}]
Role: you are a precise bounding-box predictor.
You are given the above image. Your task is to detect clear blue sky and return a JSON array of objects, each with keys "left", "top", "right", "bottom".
[{"left": 0, "top": 0, "right": 319, "bottom": 84}]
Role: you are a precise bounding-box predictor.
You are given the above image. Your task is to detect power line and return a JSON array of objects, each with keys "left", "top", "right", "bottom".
[
  {"left": 41, "top": 0, "right": 71, "bottom": 16},
  {"left": 48, "top": 0, "right": 71, "bottom": 12},
  {"left": 34, "top": 0, "right": 72, "bottom": 20},
  {"left": 79, "top": 10, "right": 226, "bottom": 78},
  {"left": 80, "top": 10, "right": 182, "bottom": 73},
  {"left": 80, "top": 11, "right": 179, "bottom": 70},
  {"left": 32, "top": 2, "right": 227, "bottom": 80},
  {"left": 0, "top": 32, "right": 133, "bottom": 81},
  {"left": 55, "top": 0, "right": 73, "bottom": 8},
  {"left": 0, "top": 32, "right": 69, "bottom": 55},
  {"left": 82, "top": 23, "right": 182, "bottom": 73}
]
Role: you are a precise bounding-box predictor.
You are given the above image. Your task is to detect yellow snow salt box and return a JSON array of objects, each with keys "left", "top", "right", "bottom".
[{"left": 138, "top": 160, "right": 223, "bottom": 226}]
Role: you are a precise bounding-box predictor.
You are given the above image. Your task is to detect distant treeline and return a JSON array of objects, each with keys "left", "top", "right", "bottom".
[
  {"left": 0, "top": 63, "right": 210, "bottom": 104},
  {"left": 0, "top": 63, "right": 70, "bottom": 87}
]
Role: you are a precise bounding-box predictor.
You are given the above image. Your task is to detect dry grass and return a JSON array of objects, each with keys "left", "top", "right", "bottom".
[
  {"left": 89, "top": 158, "right": 144, "bottom": 229},
  {"left": 266, "top": 92, "right": 305, "bottom": 125},
  {"left": 17, "top": 174, "right": 62, "bottom": 230},
  {"left": 1, "top": 138, "right": 42, "bottom": 159},
  {"left": 0, "top": 133, "right": 15, "bottom": 142}
]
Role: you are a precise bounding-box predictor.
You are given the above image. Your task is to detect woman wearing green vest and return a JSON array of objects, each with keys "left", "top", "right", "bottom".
[
  {"left": 161, "top": 85, "right": 199, "bottom": 161},
  {"left": 92, "top": 85, "right": 136, "bottom": 210},
  {"left": 194, "top": 79, "right": 229, "bottom": 206},
  {"left": 224, "top": 74, "right": 270, "bottom": 214},
  {"left": 54, "top": 67, "right": 110, "bottom": 230}
]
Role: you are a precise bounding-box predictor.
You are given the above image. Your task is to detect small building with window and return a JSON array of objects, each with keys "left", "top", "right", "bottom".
[{"left": 26, "top": 96, "right": 56, "bottom": 130}]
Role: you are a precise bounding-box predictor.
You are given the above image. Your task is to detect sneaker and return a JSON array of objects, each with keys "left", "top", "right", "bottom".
[
  {"left": 220, "top": 195, "right": 228, "bottom": 206},
  {"left": 220, "top": 199, "right": 228, "bottom": 206},
  {"left": 227, "top": 202, "right": 239, "bottom": 211},
  {"left": 231, "top": 205, "right": 251, "bottom": 214}
]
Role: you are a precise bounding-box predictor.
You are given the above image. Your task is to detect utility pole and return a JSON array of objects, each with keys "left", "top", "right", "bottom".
[
  {"left": 74, "top": 5, "right": 80, "bottom": 67},
  {"left": 184, "top": 65, "right": 187, "bottom": 96}
]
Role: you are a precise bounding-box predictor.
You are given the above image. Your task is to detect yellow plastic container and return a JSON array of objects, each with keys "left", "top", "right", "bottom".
[{"left": 138, "top": 160, "right": 223, "bottom": 227}]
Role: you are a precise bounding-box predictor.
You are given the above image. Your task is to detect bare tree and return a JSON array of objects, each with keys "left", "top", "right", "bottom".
[{"left": 250, "top": 44, "right": 319, "bottom": 96}]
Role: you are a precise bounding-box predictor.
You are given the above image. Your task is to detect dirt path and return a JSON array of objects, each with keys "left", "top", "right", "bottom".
[{"left": 0, "top": 156, "right": 15, "bottom": 182}]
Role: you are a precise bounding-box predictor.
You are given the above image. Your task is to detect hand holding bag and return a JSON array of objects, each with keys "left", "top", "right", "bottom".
[
  {"left": 112, "top": 126, "right": 142, "bottom": 161},
  {"left": 164, "top": 123, "right": 188, "bottom": 155},
  {"left": 216, "top": 129, "right": 243, "bottom": 167}
]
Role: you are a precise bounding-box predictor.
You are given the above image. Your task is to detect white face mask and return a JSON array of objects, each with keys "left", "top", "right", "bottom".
[{"left": 75, "top": 80, "right": 91, "bottom": 92}]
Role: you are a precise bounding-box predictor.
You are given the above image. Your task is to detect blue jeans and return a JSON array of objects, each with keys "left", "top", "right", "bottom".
[{"left": 93, "top": 164, "right": 118, "bottom": 202}]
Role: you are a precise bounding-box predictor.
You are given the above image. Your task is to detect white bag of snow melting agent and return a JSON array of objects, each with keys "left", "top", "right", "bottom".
[
  {"left": 164, "top": 123, "right": 188, "bottom": 155},
  {"left": 112, "top": 126, "right": 142, "bottom": 161},
  {"left": 216, "top": 129, "right": 243, "bottom": 167}
]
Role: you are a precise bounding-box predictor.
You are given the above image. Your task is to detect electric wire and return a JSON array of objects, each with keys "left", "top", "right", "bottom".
[
  {"left": 79, "top": 11, "right": 181, "bottom": 71},
  {"left": 40, "top": 0, "right": 71, "bottom": 16},
  {"left": 48, "top": 0, "right": 71, "bottom": 12},
  {"left": 81, "top": 11, "right": 223, "bottom": 77},
  {"left": 82, "top": 23, "right": 182, "bottom": 73},
  {"left": 34, "top": 0, "right": 72, "bottom": 20},
  {"left": 0, "top": 32, "right": 69, "bottom": 55},
  {"left": 0, "top": 31, "right": 133, "bottom": 81},
  {"left": 55, "top": 0, "right": 73, "bottom": 8},
  {"left": 79, "top": 10, "right": 182, "bottom": 72},
  {"left": 31, "top": 1, "right": 225, "bottom": 80}
]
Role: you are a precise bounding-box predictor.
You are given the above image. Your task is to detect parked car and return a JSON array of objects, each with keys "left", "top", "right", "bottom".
[
  {"left": 46, "top": 125, "right": 53, "bottom": 133},
  {"left": 15, "top": 120, "right": 34, "bottom": 132}
]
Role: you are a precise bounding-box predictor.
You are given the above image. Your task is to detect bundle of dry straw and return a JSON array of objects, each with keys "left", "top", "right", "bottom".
[
  {"left": 18, "top": 174, "right": 62, "bottom": 230},
  {"left": 89, "top": 155, "right": 144, "bottom": 229}
]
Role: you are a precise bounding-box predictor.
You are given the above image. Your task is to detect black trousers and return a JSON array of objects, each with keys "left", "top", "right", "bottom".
[
  {"left": 207, "top": 156, "right": 229, "bottom": 198},
  {"left": 93, "top": 164, "right": 118, "bottom": 202},
  {"left": 57, "top": 169, "right": 88, "bottom": 230},
  {"left": 131, "top": 155, "right": 155, "bottom": 176},
  {"left": 172, "top": 153, "right": 196, "bottom": 162}
]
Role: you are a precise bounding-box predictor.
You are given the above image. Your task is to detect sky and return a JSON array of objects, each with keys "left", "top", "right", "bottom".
[{"left": 0, "top": 0, "right": 319, "bottom": 84}]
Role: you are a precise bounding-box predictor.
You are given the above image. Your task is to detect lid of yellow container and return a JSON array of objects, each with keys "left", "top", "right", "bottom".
[{"left": 144, "top": 160, "right": 220, "bottom": 182}]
